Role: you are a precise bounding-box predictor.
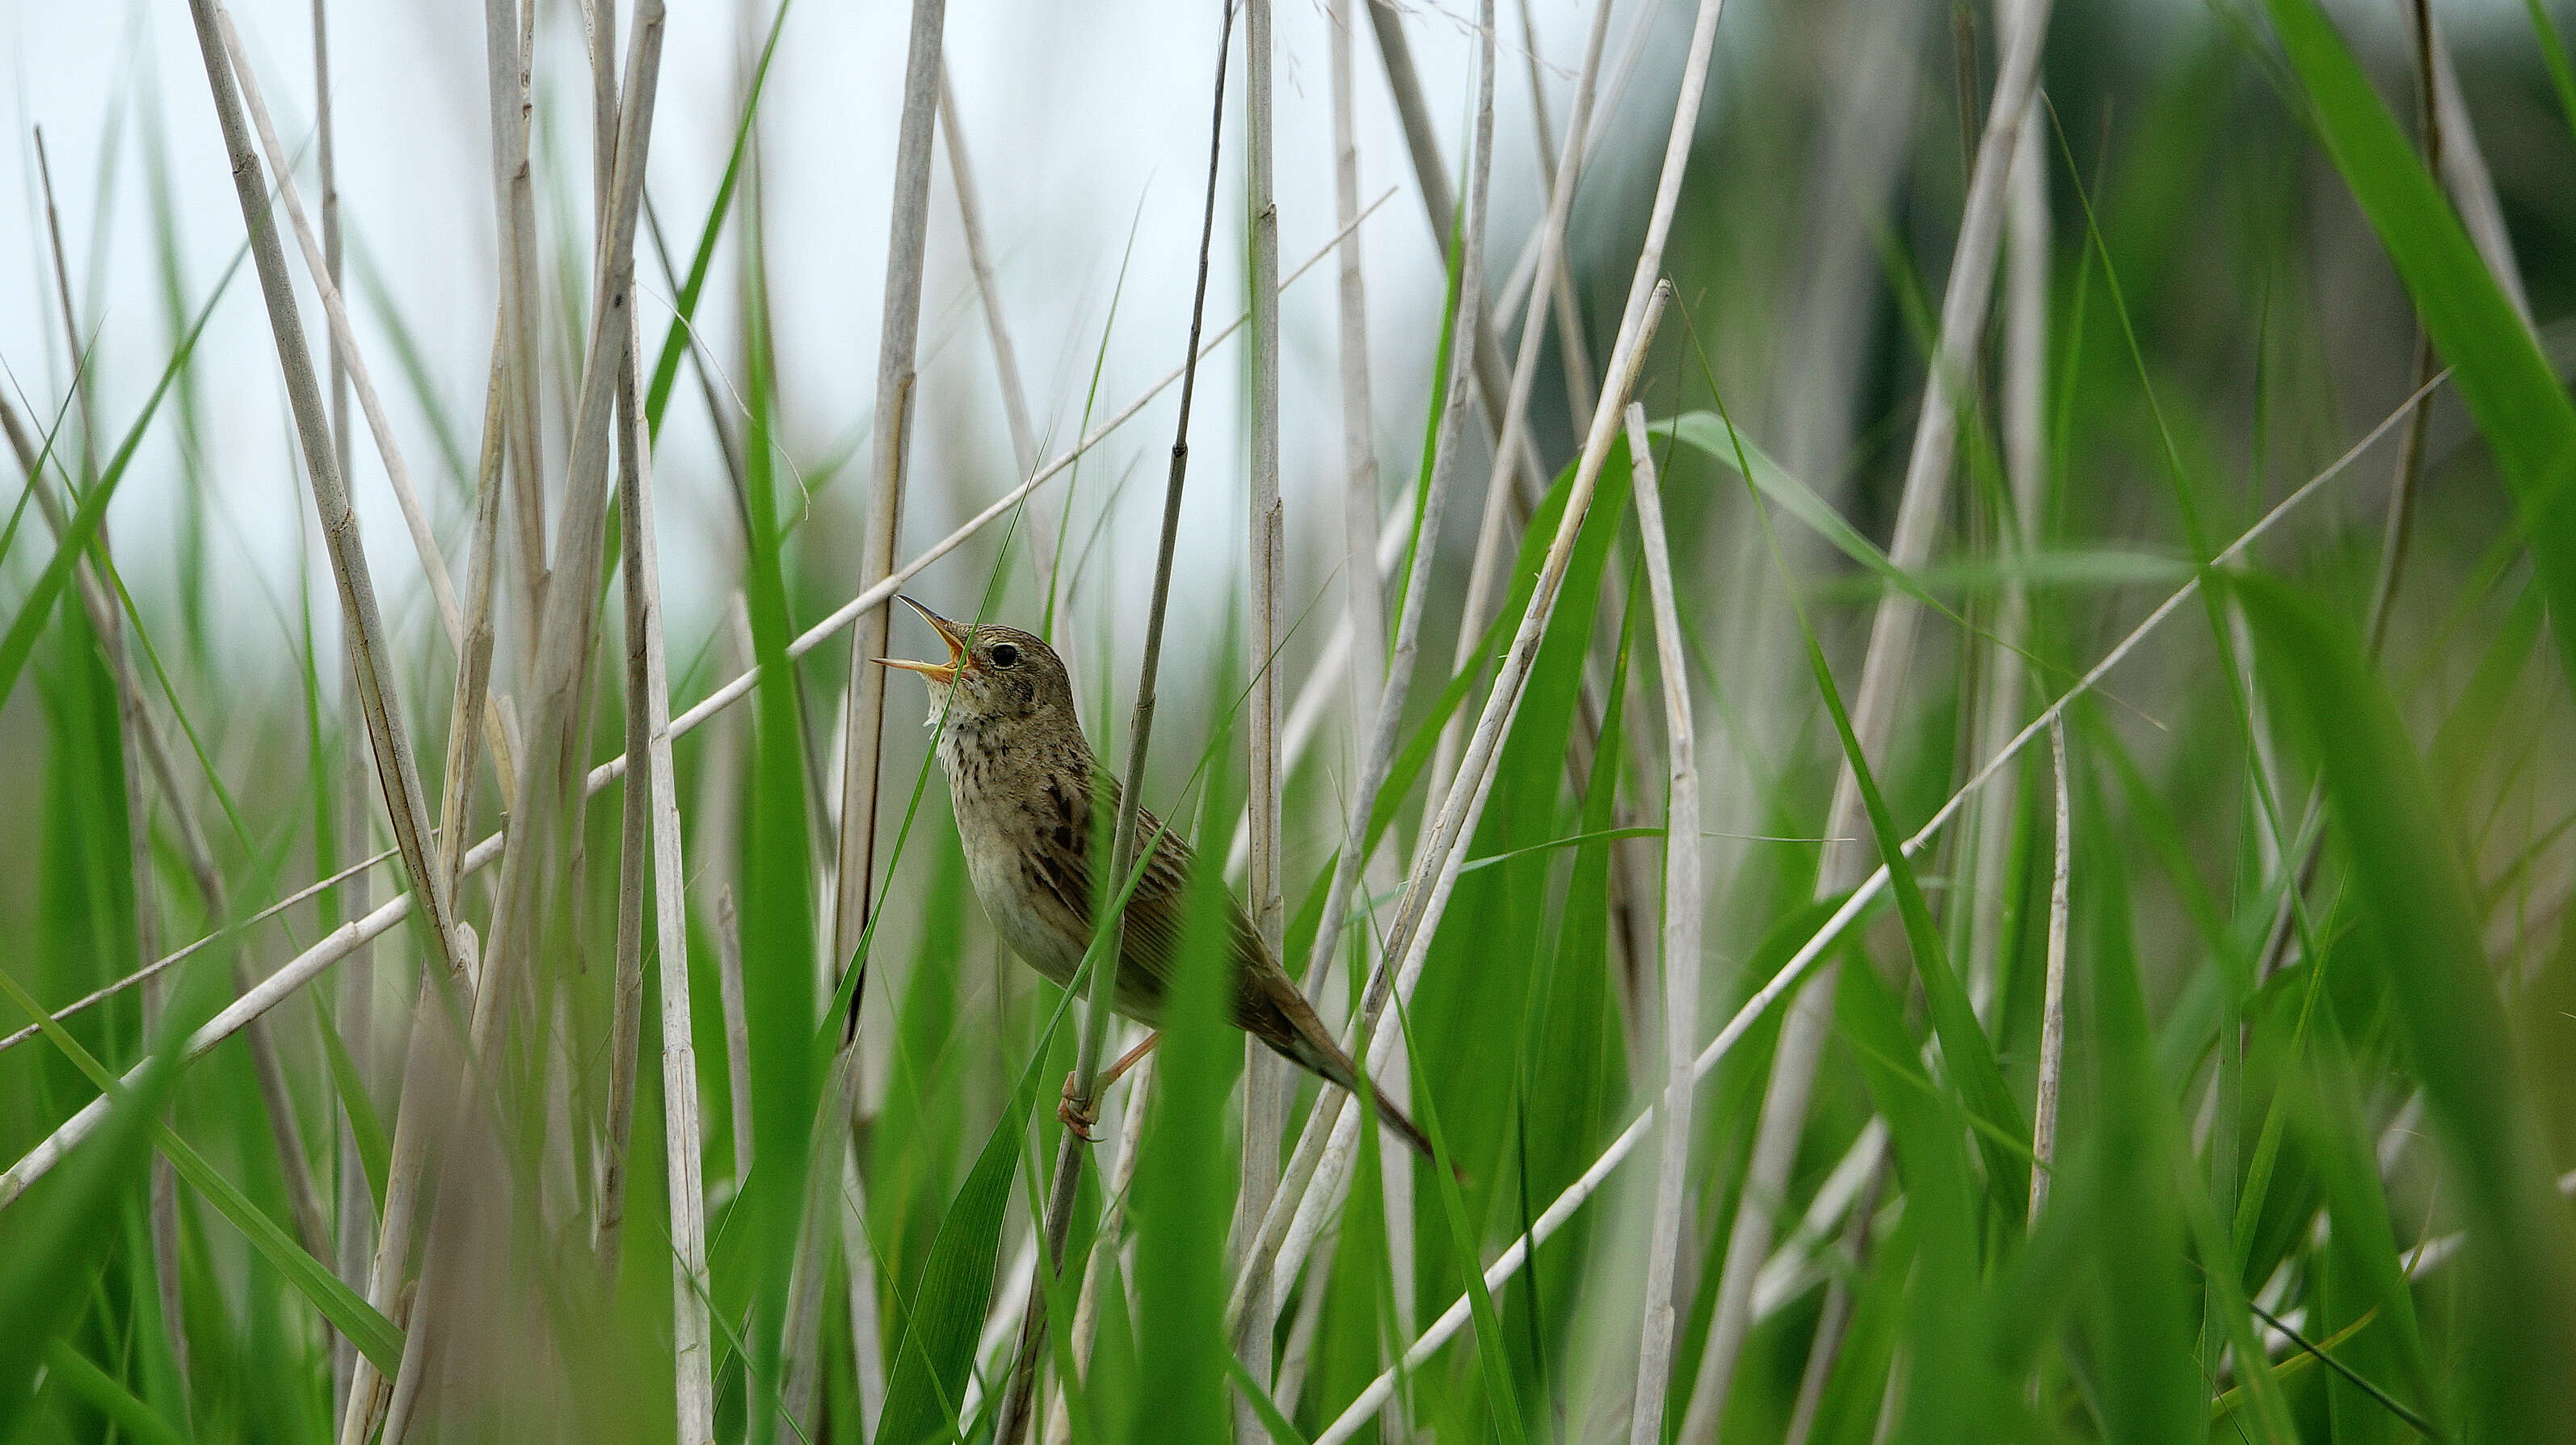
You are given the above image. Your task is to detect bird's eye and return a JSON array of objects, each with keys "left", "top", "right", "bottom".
[{"left": 989, "top": 642, "right": 1021, "bottom": 669}]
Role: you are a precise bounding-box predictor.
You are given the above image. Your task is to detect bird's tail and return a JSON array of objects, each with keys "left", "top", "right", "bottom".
[{"left": 1286, "top": 1034, "right": 1458, "bottom": 1178}]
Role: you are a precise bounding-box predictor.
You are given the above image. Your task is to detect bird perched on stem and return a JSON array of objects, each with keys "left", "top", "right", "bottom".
[{"left": 876, "top": 596, "right": 1436, "bottom": 1161}]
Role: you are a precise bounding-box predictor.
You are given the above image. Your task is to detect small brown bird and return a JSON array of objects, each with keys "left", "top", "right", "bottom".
[{"left": 877, "top": 596, "right": 1436, "bottom": 1160}]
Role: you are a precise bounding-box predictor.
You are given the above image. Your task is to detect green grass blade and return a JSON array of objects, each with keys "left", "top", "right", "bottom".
[
  {"left": 2232, "top": 570, "right": 2576, "bottom": 1434},
  {"left": 42, "top": 1340, "right": 194, "bottom": 1445},
  {"left": 875, "top": 1001, "right": 1069, "bottom": 1445},
  {"left": 2260, "top": 0, "right": 2576, "bottom": 706}
]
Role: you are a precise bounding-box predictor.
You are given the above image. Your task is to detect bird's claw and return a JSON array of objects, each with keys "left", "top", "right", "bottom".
[{"left": 1058, "top": 1070, "right": 1098, "bottom": 1143}]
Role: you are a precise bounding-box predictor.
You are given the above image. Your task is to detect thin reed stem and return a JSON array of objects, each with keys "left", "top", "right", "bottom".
[
  {"left": 2030, "top": 718, "right": 2071, "bottom": 1220},
  {"left": 1235, "top": 0, "right": 1289, "bottom": 1426},
  {"left": 1623, "top": 402, "right": 1703, "bottom": 1445},
  {"left": 617, "top": 303, "right": 719, "bottom": 1443}
]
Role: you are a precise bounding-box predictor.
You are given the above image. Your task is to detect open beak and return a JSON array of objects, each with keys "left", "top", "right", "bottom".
[{"left": 873, "top": 595, "right": 970, "bottom": 685}]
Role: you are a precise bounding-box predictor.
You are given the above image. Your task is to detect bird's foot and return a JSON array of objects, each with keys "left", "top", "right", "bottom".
[{"left": 1058, "top": 1071, "right": 1099, "bottom": 1143}]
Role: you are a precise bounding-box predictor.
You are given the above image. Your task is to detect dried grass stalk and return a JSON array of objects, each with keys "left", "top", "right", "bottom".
[{"left": 1623, "top": 402, "right": 1703, "bottom": 1445}]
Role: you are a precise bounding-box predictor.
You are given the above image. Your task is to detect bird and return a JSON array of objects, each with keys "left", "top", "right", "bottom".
[{"left": 875, "top": 595, "right": 1437, "bottom": 1161}]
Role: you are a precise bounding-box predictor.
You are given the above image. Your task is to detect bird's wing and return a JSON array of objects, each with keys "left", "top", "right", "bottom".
[{"left": 1013, "top": 771, "right": 1256, "bottom": 1026}]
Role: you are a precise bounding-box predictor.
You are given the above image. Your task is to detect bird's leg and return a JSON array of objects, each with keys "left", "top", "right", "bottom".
[
  {"left": 1056, "top": 1033, "right": 1162, "bottom": 1144},
  {"left": 1100, "top": 1032, "right": 1161, "bottom": 1091}
]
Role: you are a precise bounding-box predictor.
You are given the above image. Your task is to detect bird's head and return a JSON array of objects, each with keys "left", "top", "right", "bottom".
[{"left": 876, "top": 596, "right": 1075, "bottom": 733}]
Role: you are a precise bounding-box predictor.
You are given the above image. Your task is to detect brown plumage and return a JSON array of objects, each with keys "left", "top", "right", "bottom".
[{"left": 877, "top": 596, "right": 1436, "bottom": 1161}]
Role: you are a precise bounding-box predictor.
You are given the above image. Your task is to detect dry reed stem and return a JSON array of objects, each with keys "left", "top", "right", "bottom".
[
  {"left": 1222, "top": 491, "right": 1412, "bottom": 883},
  {"left": 2030, "top": 717, "right": 2070, "bottom": 1220},
  {"left": 1438, "top": 0, "right": 1614, "bottom": 798},
  {"left": 832, "top": 0, "right": 945, "bottom": 966},
  {"left": 216, "top": 10, "right": 524, "bottom": 814},
  {"left": 1269, "top": 0, "right": 1400, "bottom": 986},
  {"left": 180, "top": 0, "right": 467, "bottom": 995},
  {"left": 484, "top": 0, "right": 549, "bottom": 650},
  {"left": 1966, "top": 48, "right": 2053, "bottom": 1012},
  {"left": 1362, "top": 0, "right": 1547, "bottom": 511},
  {"left": 336, "top": 337, "right": 502, "bottom": 1445},
  {"left": 1624, "top": 402, "right": 1703, "bottom": 1445},
  {"left": 1510, "top": 0, "right": 1600, "bottom": 419},
  {"left": 800, "top": 7, "right": 945, "bottom": 1425},
  {"left": 1310, "top": 368, "right": 2431, "bottom": 1445},
  {"left": 996, "top": 12, "right": 1238, "bottom": 1441},
  {"left": 1327, "top": 0, "right": 1386, "bottom": 822},
  {"left": 213, "top": 16, "right": 460, "bottom": 652},
  {"left": 440, "top": 337, "right": 511, "bottom": 893},
  {"left": 596, "top": 339, "right": 652, "bottom": 1281},
  {"left": 613, "top": 310, "right": 719, "bottom": 1443},
  {"left": 474, "top": 0, "right": 665, "bottom": 1050},
  {"left": 1678, "top": 3, "right": 2054, "bottom": 1432},
  {"left": 1235, "top": 0, "right": 1289, "bottom": 1426},
  {"left": 31, "top": 132, "right": 98, "bottom": 478}
]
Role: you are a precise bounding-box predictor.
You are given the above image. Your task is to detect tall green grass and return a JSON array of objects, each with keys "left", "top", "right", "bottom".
[{"left": 2, "top": 1, "right": 2574, "bottom": 1443}]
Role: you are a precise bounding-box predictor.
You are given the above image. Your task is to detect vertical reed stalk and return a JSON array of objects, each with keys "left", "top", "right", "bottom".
[
  {"left": 1231, "top": 0, "right": 1507, "bottom": 1328},
  {"left": 2029, "top": 718, "right": 2070, "bottom": 1220},
  {"left": 793, "top": 5, "right": 945, "bottom": 1427},
  {"left": 1234, "top": 0, "right": 1289, "bottom": 1427},
  {"left": 372, "top": 6, "right": 667, "bottom": 1432},
  {"left": 1623, "top": 402, "right": 1704, "bottom": 1445},
  {"left": 834, "top": 0, "right": 947, "bottom": 967},
  {"left": 616, "top": 305, "right": 718, "bottom": 1443}
]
